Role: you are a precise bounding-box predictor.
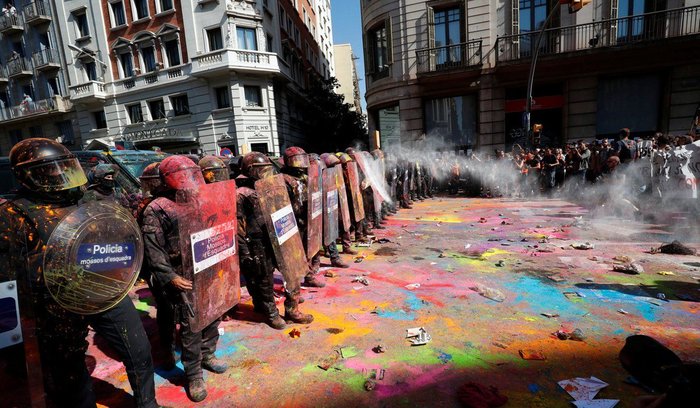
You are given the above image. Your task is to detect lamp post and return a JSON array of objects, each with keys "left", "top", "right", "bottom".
[{"left": 524, "top": 0, "right": 590, "bottom": 146}]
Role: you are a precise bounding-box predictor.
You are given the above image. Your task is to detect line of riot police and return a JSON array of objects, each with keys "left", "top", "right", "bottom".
[{"left": 0, "top": 138, "right": 438, "bottom": 406}]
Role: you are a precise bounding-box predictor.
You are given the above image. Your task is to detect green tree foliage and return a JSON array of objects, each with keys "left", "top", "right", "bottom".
[{"left": 303, "top": 76, "right": 367, "bottom": 152}]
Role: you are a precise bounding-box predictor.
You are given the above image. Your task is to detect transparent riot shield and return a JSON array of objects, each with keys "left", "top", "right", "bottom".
[
  {"left": 334, "top": 166, "right": 352, "bottom": 233},
  {"left": 255, "top": 175, "right": 308, "bottom": 285},
  {"left": 355, "top": 151, "right": 391, "bottom": 216},
  {"left": 306, "top": 157, "right": 323, "bottom": 258},
  {"left": 43, "top": 200, "right": 143, "bottom": 315},
  {"left": 322, "top": 167, "right": 339, "bottom": 246},
  {"left": 177, "top": 180, "right": 239, "bottom": 333},
  {"left": 344, "top": 161, "right": 365, "bottom": 223}
]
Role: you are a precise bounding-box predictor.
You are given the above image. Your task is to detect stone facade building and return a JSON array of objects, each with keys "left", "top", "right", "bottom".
[{"left": 361, "top": 0, "right": 700, "bottom": 152}]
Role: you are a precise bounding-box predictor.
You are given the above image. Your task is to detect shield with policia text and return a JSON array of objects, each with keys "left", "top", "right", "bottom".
[
  {"left": 323, "top": 166, "right": 340, "bottom": 246},
  {"left": 306, "top": 156, "right": 323, "bottom": 258},
  {"left": 177, "top": 180, "right": 240, "bottom": 332},
  {"left": 343, "top": 161, "right": 365, "bottom": 223},
  {"left": 334, "top": 165, "right": 352, "bottom": 233},
  {"left": 43, "top": 200, "right": 144, "bottom": 315},
  {"left": 255, "top": 174, "right": 308, "bottom": 284}
]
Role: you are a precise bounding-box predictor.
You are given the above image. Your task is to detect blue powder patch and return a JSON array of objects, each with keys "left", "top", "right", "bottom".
[
  {"left": 528, "top": 383, "right": 540, "bottom": 394},
  {"left": 576, "top": 288, "right": 660, "bottom": 322},
  {"left": 437, "top": 351, "right": 453, "bottom": 364},
  {"left": 375, "top": 290, "right": 427, "bottom": 320},
  {"left": 502, "top": 277, "right": 589, "bottom": 317}
]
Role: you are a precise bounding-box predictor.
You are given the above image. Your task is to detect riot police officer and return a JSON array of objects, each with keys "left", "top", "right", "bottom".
[
  {"left": 198, "top": 155, "right": 230, "bottom": 184},
  {"left": 236, "top": 152, "right": 313, "bottom": 328},
  {"left": 140, "top": 155, "right": 228, "bottom": 403},
  {"left": 0, "top": 138, "right": 163, "bottom": 408}
]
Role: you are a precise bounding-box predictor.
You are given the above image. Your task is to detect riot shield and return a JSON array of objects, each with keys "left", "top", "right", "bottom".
[
  {"left": 334, "top": 166, "right": 352, "bottom": 233},
  {"left": 356, "top": 151, "right": 387, "bottom": 216},
  {"left": 402, "top": 167, "right": 410, "bottom": 201},
  {"left": 344, "top": 161, "right": 365, "bottom": 223},
  {"left": 177, "top": 180, "right": 239, "bottom": 333},
  {"left": 255, "top": 175, "right": 308, "bottom": 285},
  {"left": 322, "top": 166, "right": 340, "bottom": 246},
  {"left": 306, "top": 157, "right": 323, "bottom": 258},
  {"left": 43, "top": 200, "right": 144, "bottom": 315}
]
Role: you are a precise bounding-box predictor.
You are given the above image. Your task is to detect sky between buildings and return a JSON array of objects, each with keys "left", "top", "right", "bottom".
[{"left": 330, "top": 1, "right": 367, "bottom": 113}]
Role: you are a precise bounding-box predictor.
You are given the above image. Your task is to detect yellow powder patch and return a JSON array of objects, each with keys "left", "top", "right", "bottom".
[{"left": 301, "top": 308, "right": 373, "bottom": 345}]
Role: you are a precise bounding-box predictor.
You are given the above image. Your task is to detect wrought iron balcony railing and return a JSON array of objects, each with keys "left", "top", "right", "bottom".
[
  {"left": 23, "top": 1, "right": 51, "bottom": 24},
  {"left": 496, "top": 5, "right": 700, "bottom": 62},
  {"left": 416, "top": 39, "right": 483, "bottom": 74},
  {"left": 32, "top": 48, "right": 60, "bottom": 70}
]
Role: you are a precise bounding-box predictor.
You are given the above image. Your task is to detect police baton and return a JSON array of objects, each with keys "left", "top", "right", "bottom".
[{"left": 180, "top": 292, "right": 195, "bottom": 318}]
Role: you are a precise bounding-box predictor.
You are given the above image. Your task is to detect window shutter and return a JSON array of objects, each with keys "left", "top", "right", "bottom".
[
  {"left": 385, "top": 16, "right": 393, "bottom": 64},
  {"left": 427, "top": 6, "right": 435, "bottom": 49},
  {"left": 363, "top": 31, "right": 374, "bottom": 74},
  {"left": 460, "top": 0, "right": 466, "bottom": 42}
]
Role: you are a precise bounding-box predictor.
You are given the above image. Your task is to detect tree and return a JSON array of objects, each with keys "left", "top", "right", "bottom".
[{"left": 303, "top": 76, "right": 367, "bottom": 153}]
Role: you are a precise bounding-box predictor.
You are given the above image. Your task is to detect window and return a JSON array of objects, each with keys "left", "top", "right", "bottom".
[
  {"left": 56, "top": 121, "right": 75, "bottom": 145},
  {"left": 133, "top": 0, "right": 150, "bottom": 20},
  {"left": 250, "top": 143, "right": 269, "bottom": 154},
  {"left": 93, "top": 110, "right": 107, "bottom": 129},
  {"left": 244, "top": 86, "right": 262, "bottom": 107},
  {"left": 110, "top": 1, "right": 127, "bottom": 27},
  {"left": 127, "top": 103, "right": 144, "bottom": 123},
  {"left": 215, "top": 87, "right": 230, "bottom": 109},
  {"left": 141, "top": 45, "right": 157, "bottom": 72},
  {"left": 163, "top": 38, "right": 181, "bottom": 66},
  {"left": 30, "top": 126, "right": 43, "bottom": 138},
  {"left": 236, "top": 27, "right": 257, "bottom": 50},
  {"left": 118, "top": 50, "right": 134, "bottom": 77},
  {"left": 171, "top": 94, "right": 189, "bottom": 116},
  {"left": 424, "top": 95, "right": 477, "bottom": 149},
  {"left": 158, "top": 0, "right": 174, "bottom": 13},
  {"left": 366, "top": 20, "right": 392, "bottom": 78},
  {"left": 433, "top": 7, "right": 462, "bottom": 65},
  {"left": 266, "top": 34, "right": 273, "bottom": 52},
  {"left": 207, "top": 27, "right": 224, "bottom": 51},
  {"left": 47, "top": 77, "right": 59, "bottom": 96},
  {"left": 85, "top": 61, "right": 97, "bottom": 81},
  {"left": 73, "top": 10, "right": 90, "bottom": 38},
  {"left": 149, "top": 99, "right": 166, "bottom": 120}
]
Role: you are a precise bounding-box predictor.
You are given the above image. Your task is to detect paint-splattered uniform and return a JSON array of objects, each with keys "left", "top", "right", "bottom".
[
  {"left": 235, "top": 175, "right": 281, "bottom": 320},
  {"left": 0, "top": 194, "right": 94, "bottom": 408},
  {"left": 141, "top": 195, "right": 221, "bottom": 382}
]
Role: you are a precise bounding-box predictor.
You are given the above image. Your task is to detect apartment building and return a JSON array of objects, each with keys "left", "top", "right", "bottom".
[
  {"left": 333, "top": 43, "right": 362, "bottom": 113},
  {"left": 361, "top": 0, "right": 700, "bottom": 152},
  {"left": 1, "top": 0, "right": 334, "bottom": 156},
  {"left": 0, "top": 1, "right": 77, "bottom": 155}
]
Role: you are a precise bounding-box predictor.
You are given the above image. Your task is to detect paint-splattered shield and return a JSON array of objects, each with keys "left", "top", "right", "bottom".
[
  {"left": 306, "top": 157, "right": 323, "bottom": 258},
  {"left": 255, "top": 174, "right": 308, "bottom": 284},
  {"left": 322, "top": 166, "right": 339, "bottom": 246},
  {"left": 43, "top": 200, "right": 143, "bottom": 315},
  {"left": 334, "top": 166, "right": 352, "bottom": 232},
  {"left": 355, "top": 151, "right": 389, "bottom": 215},
  {"left": 176, "top": 180, "right": 240, "bottom": 332},
  {"left": 344, "top": 161, "right": 365, "bottom": 223}
]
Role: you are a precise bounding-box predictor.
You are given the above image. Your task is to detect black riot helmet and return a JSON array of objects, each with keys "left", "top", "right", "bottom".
[
  {"left": 241, "top": 152, "right": 276, "bottom": 180},
  {"left": 10, "top": 138, "right": 87, "bottom": 197},
  {"left": 198, "top": 155, "right": 229, "bottom": 183}
]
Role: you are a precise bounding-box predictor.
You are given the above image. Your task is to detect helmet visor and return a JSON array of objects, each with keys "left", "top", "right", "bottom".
[
  {"left": 250, "top": 164, "right": 276, "bottom": 180},
  {"left": 203, "top": 168, "right": 229, "bottom": 183},
  {"left": 287, "top": 154, "right": 309, "bottom": 169},
  {"left": 21, "top": 158, "right": 87, "bottom": 191}
]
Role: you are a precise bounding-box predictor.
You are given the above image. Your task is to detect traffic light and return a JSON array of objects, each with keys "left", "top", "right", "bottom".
[
  {"left": 560, "top": 0, "right": 591, "bottom": 13},
  {"left": 533, "top": 123, "right": 543, "bottom": 133}
]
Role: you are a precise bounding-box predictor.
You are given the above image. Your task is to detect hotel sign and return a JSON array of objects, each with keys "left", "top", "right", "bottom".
[{"left": 121, "top": 125, "right": 195, "bottom": 143}]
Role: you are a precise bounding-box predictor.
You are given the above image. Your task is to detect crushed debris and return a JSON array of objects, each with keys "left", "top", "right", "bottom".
[
  {"left": 651, "top": 240, "right": 697, "bottom": 255},
  {"left": 470, "top": 284, "right": 506, "bottom": 302},
  {"left": 612, "top": 263, "right": 644, "bottom": 275},
  {"left": 571, "top": 242, "right": 595, "bottom": 250}
]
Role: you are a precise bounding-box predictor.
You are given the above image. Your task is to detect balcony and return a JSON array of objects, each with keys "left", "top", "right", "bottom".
[
  {"left": 496, "top": 5, "right": 700, "bottom": 63},
  {"left": 416, "top": 40, "right": 483, "bottom": 75},
  {"left": 191, "top": 49, "right": 280, "bottom": 78},
  {"left": 69, "top": 81, "right": 107, "bottom": 104},
  {"left": 32, "top": 49, "right": 61, "bottom": 72},
  {"left": 23, "top": 1, "right": 51, "bottom": 26},
  {"left": 0, "top": 95, "right": 73, "bottom": 124},
  {"left": 0, "top": 14, "right": 23, "bottom": 35},
  {"left": 111, "top": 65, "right": 191, "bottom": 93},
  {"left": 7, "top": 58, "right": 33, "bottom": 79}
]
